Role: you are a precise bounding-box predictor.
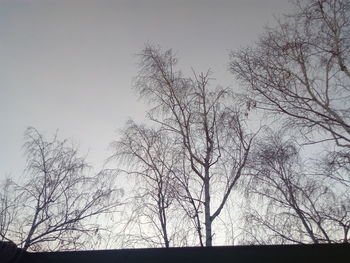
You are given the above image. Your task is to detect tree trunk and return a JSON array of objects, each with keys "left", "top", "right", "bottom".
[{"left": 204, "top": 166, "right": 212, "bottom": 246}]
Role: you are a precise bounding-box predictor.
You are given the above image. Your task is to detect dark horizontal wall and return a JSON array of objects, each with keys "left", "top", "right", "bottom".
[{"left": 19, "top": 244, "right": 350, "bottom": 263}]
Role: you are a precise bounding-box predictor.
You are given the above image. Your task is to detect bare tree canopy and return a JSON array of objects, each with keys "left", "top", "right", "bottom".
[
  {"left": 242, "top": 132, "right": 350, "bottom": 244},
  {"left": 0, "top": 127, "right": 122, "bottom": 251},
  {"left": 230, "top": 0, "right": 350, "bottom": 146},
  {"left": 111, "top": 45, "right": 257, "bottom": 246},
  {"left": 230, "top": 0, "right": 350, "bottom": 188},
  {"left": 230, "top": 0, "right": 350, "bottom": 244},
  {"left": 110, "top": 121, "right": 182, "bottom": 248}
]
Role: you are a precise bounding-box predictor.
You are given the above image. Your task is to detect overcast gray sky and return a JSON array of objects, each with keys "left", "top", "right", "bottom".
[{"left": 0, "top": 0, "right": 292, "bottom": 180}]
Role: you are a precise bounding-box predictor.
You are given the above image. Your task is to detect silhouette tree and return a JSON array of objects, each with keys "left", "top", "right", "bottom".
[
  {"left": 242, "top": 132, "right": 350, "bottom": 244},
  {"left": 111, "top": 121, "right": 183, "bottom": 247},
  {"left": 113, "top": 46, "right": 256, "bottom": 246},
  {"left": 230, "top": 0, "right": 350, "bottom": 184},
  {"left": 0, "top": 127, "right": 122, "bottom": 251}
]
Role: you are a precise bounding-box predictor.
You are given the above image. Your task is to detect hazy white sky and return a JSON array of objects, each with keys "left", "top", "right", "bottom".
[{"left": 0, "top": 0, "right": 292, "bottom": 180}]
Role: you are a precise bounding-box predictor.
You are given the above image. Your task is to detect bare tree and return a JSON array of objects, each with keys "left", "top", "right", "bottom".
[
  {"left": 123, "top": 45, "right": 256, "bottom": 246},
  {"left": 0, "top": 127, "right": 122, "bottom": 251},
  {"left": 0, "top": 180, "right": 20, "bottom": 243},
  {"left": 111, "top": 121, "right": 184, "bottom": 247},
  {"left": 242, "top": 132, "right": 350, "bottom": 244},
  {"left": 230, "top": 0, "right": 350, "bottom": 182}
]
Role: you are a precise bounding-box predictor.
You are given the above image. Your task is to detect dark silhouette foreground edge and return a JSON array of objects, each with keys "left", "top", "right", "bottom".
[{"left": 2, "top": 242, "right": 349, "bottom": 263}]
